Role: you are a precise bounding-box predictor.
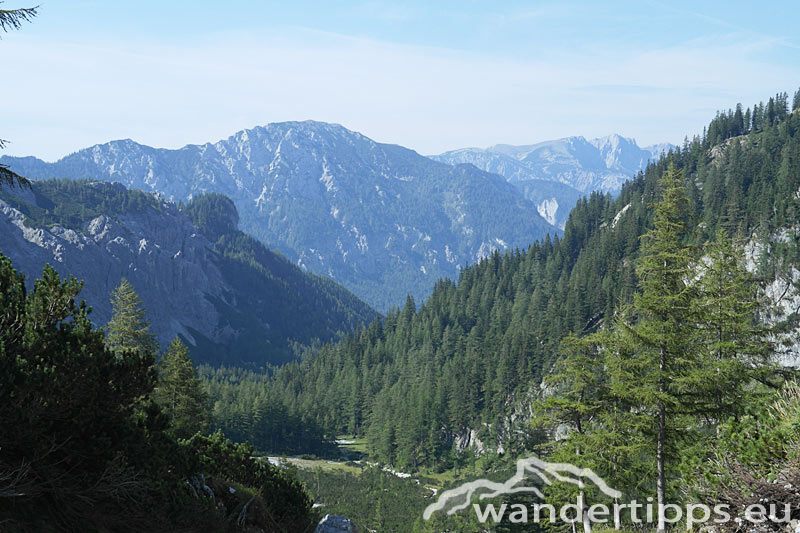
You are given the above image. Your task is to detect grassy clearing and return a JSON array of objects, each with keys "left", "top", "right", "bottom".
[
  {"left": 266, "top": 456, "right": 363, "bottom": 475},
  {"left": 334, "top": 435, "right": 369, "bottom": 455}
]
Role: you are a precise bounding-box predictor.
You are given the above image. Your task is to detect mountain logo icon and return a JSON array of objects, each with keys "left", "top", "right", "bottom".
[{"left": 423, "top": 456, "right": 621, "bottom": 520}]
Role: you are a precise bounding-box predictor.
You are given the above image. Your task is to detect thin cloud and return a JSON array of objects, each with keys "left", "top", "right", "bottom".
[{"left": 0, "top": 26, "right": 796, "bottom": 161}]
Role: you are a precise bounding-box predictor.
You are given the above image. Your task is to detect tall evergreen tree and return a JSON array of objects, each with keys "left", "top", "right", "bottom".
[
  {"left": 105, "top": 278, "right": 158, "bottom": 356},
  {"left": 691, "top": 230, "right": 777, "bottom": 417},
  {"left": 532, "top": 334, "right": 609, "bottom": 533},
  {"left": 604, "top": 164, "right": 696, "bottom": 532},
  {"left": 154, "top": 337, "right": 208, "bottom": 439}
]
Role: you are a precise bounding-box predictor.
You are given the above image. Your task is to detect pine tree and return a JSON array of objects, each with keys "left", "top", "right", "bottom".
[
  {"left": 105, "top": 278, "right": 158, "bottom": 356},
  {"left": 154, "top": 337, "right": 208, "bottom": 439},
  {"left": 0, "top": 257, "right": 162, "bottom": 528}
]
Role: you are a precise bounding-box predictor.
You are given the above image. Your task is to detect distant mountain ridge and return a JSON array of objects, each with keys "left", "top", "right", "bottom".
[
  {"left": 434, "top": 134, "right": 671, "bottom": 191},
  {"left": 1, "top": 121, "right": 558, "bottom": 311},
  {"left": 431, "top": 134, "right": 673, "bottom": 229},
  {"left": 0, "top": 180, "right": 376, "bottom": 365}
]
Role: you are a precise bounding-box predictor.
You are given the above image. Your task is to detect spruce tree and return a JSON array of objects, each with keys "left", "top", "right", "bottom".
[
  {"left": 604, "top": 164, "right": 696, "bottom": 532},
  {"left": 105, "top": 278, "right": 158, "bottom": 356},
  {"left": 532, "top": 334, "right": 609, "bottom": 533},
  {"left": 154, "top": 337, "right": 208, "bottom": 439},
  {"left": 690, "top": 230, "right": 776, "bottom": 418}
]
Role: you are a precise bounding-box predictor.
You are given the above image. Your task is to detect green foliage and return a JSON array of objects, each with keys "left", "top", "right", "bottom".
[
  {"left": 245, "top": 92, "right": 800, "bottom": 473},
  {"left": 105, "top": 277, "right": 159, "bottom": 356},
  {"left": 0, "top": 179, "right": 161, "bottom": 230},
  {"left": 531, "top": 168, "right": 784, "bottom": 531},
  {"left": 0, "top": 256, "right": 167, "bottom": 530},
  {"left": 602, "top": 167, "right": 700, "bottom": 528},
  {"left": 201, "top": 365, "right": 334, "bottom": 456},
  {"left": 0, "top": 255, "right": 315, "bottom": 531},
  {"left": 180, "top": 431, "right": 315, "bottom": 532},
  {"left": 182, "top": 192, "right": 378, "bottom": 365},
  {"left": 293, "top": 466, "right": 432, "bottom": 533},
  {"left": 691, "top": 230, "right": 779, "bottom": 412},
  {"left": 531, "top": 333, "right": 644, "bottom": 519},
  {"left": 154, "top": 338, "right": 209, "bottom": 439},
  {"left": 179, "top": 193, "right": 238, "bottom": 241},
  {"left": 683, "top": 382, "right": 800, "bottom": 529}
]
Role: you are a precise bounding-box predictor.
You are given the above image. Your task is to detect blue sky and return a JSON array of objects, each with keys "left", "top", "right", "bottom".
[{"left": 2, "top": 1, "right": 798, "bottom": 160}]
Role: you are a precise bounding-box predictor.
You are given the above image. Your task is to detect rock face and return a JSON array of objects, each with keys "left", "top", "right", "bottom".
[
  {"left": 1, "top": 121, "right": 558, "bottom": 311},
  {"left": 0, "top": 181, "right": 375, "bottom": 365},
  {"left": 0, "top": 182, "right": 224, "bottom": 347},
  {"left": 315, "top": 515, "right": 358, "bottom": 533},
  {"left": 432, "top": 134, "right": 674, "bottom": 229},
  {"left": 510, "top": 179, "right": 584, "bottom": 230}
]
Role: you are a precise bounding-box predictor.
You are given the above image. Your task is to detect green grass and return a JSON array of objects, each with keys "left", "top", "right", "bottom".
[
  {"left": 266, "top": 456, "right": 363, "bottom": 475},
  {"left": 334, "top": 435, "right": 370, "bottom": 455},
  {"left": 264, "top": 437, "right": 474, "bottom": 490},
  {"left": 417, "top": 468, "right": 456, "bottom": 486}
]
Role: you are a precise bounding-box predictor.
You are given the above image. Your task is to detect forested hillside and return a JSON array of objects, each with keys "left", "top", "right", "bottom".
[
  {"left": 242, "top": 90, "right": 800, "bottom": 469},
  {"left": 0, "top": 181, "right": 376, "bottom": 366}
]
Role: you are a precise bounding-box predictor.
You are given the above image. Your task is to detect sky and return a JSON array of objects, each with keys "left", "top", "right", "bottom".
[{"left": 1, "top": 0, "right": 798, "bottom": 161}]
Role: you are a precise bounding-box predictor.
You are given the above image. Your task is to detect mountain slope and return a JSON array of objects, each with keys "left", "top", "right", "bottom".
[
  {"left": 254, "top": 96, "right": 800, "bottom": 466},
  {"left": 0, "top": 180, "right": 376, "bottom": 365},
  {"left": 1, "top": 122, "right": 559, "bottom": 311},
  {"left": 510, "top": 179, "right": 585, "bottom": 229},
  {"left": 432, "top": 134, "right": 673, "bottom": 228}
]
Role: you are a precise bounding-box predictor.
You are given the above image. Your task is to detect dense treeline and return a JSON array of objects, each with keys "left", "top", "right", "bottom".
[
  {"left": 292, "top": 466, "right": 434, "bottom": 532},
  {"left": 181, "top": 193, "right": 378, "bottom": 364},
  {"left": 242, "top": 91, "right": 800, "bottom": 469},
  {"left": 0, "top": 179, "right": 162, "bottom": 231},
  {"left": 0, "top": 258, "right": 316, "bottom": 532},
  {"left": 201, "top": 365, "right": 334, "bottom": 455},
  {"left": 527, "top": 167, "right": 787, "bottom": 531}
]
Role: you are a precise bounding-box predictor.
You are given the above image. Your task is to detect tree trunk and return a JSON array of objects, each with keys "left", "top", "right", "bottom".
[
  {"left": 657, "top": 345, "right": 667, "bottom": 533},
  {"left": 580, "top": 487, "right": 592, "bottom": 533}
]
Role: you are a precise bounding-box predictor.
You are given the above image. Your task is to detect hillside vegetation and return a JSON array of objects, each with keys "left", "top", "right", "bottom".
[{"left": 238, "top": 91, "right": 800, "bottom": 473}]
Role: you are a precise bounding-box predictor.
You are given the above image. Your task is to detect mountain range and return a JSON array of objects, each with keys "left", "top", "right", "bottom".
[
  {"left": 1, "top": 122, "right": 559, "bottom": 311},
  {"left": 1, "top": 125, "right": 669, "bottom": 311},
  {"left": 432, "top": 134, "right": 673, "bottom": 229},
  {"left": 0, "top": 180, "right": 376, "bottom": 365}
]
